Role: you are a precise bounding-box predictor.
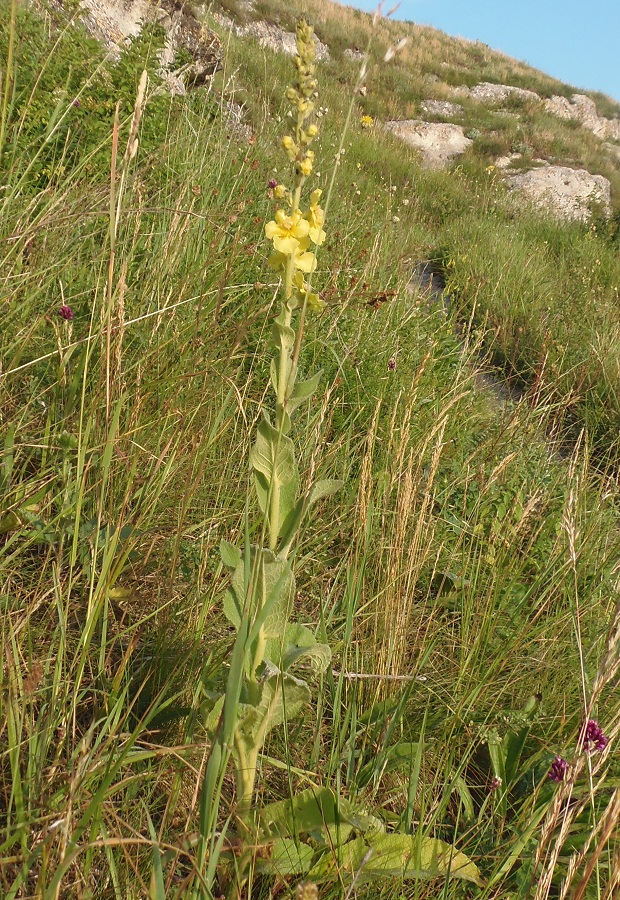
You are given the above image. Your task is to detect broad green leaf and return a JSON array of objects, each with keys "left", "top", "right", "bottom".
[
  {"left": 310, "top": 833, "right": 484, "bottom": 886},
  {"left": 219, "top": 540, "right": 240, "bottom": 570},
  {"left": 286, "top": 370, "right": 322, "bottom": 413},
  {"left": 254, "top": 837, "right": 314, "bottom": 876},
  {"left": 259, "top": 787, "right": 383, "bottom": 844},
  {"left": 306, "top": 479, "right": 343, "bottom": 508},
  {"left": 271, "top": 315, "right": 295, "bottom": 354},
  {"left": 235, "top": 671, "right": 310, "bottom": 758},
  {"left": 250, "top": 415, "right": 299, "bottom": 541},
  {"left": 222, "top": 547, "right": 294, "bottom": 640},
  {"left": 266, "top": 622, "right": 331, "bottom": 674}
]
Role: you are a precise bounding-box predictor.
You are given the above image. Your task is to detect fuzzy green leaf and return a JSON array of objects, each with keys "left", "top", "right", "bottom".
[
  {"left": 219, "top": 539, "right": 241, "bottom": 571},
  {"left": 266, "top": 622, "right": 331, "bottom": 674},
  {"left": 235, "top": 670, "right": 310, "bottom": 757},
  {"left": 258, "top": 786, "right": 383, "bottom": 844},
  {"left": 223, "top": 546, "right": 294, "bottom": 640},
  {"left": 250, "top": 415, "right": 299, "bottom": 542},
  {"left": 254, "top": 837, "right": 314, "bottom": 876},
  {"left": 286, "top": 369, "right": 322, "bottom": 413},
  {"left": 310, "top": 833, "right": 484, "bottom": 886}
]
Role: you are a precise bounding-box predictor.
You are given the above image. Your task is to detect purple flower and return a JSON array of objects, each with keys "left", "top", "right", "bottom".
[
  {"left": 548, "top": 756, "right": 569, "bottom": 782},
  {"left": 581, "top": 719, "right": 608, "bottom": 753},
  {"left": 268, "top": 178, "right": 278, "bottom": 189},
  {"left": 490, "top": 775, "right": 503, "bottom": 791},
  {"left": 58, "top": 305, "right": 74, "bottom": 321},
  {"left": 72, "top": 98, "right": 80, "bottom": 108},
  {"left": 388, "top": 356, "right": 396, "bottom": 371}
]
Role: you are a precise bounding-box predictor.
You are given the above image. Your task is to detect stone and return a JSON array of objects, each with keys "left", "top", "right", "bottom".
[
  {"left": 77, "top": 0, "right": 221, "bottom": 90},
  {"left": 544, "top": 94, "right": 620, "bottom": 141},
  {"left": 420, "top": 99, "right": 464, "bottom": 119},
  {"left": 383, "top": 120, "right": 472, "bottom": 169},
  {"left": 469, "top": 82, "right": 540, "bottom": 104},
  {"left": 506, "top": 165, "right": 611, "bottom": 222},
  {"left": 217, "top": 17, "right": 329, "bottom": 61}
]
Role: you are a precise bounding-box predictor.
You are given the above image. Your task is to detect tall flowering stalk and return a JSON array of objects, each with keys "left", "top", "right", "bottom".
[{"left": 197, "top": 19, "right": 338, "bottom": 890}]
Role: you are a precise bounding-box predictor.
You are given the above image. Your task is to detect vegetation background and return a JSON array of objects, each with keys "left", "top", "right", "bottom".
[{"left": 1, "top": 0, "right": 620, "bottom": 896}]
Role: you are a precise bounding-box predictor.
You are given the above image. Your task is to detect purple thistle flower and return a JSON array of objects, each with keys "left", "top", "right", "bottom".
[
  {"left": 58, "top": 305, "right": 74, "bottom": 321},
  {"left": 548, "top": 756, "right": 569, "bottom": 782},
  {"left": 268, "top": 178, "right": 278, "bottom": 189},
  {"left": 388, "top": 356, "right": 396, "bottom": 371},
  {"left": 581, "top": 719, "right": 608, "bottom": 753}
]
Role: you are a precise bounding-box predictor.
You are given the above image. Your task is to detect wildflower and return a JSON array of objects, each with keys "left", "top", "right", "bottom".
[
  {"left": 392, "top": 215, "right": 400, "bottom": 223},
  {"left": 305, "top": 189, "right": 326, "bottom": 245},
  {"left": 274, "top": 183, "right": 288, "bottom": 199},
  {"left": 58, "top": 305, "right": 74, "bottom": 321},
  {"left": 266, "top": 209, "right": 310, "bottom": 255},
  {"left": 268, "top": 178, "right": 278, "bottom": 189},
  {"left": 388, "top": 356, "right": 396, "bottom": 371},
  {"left": 548, "top": 756, "right": 569, "bottom": 782},
  {"left": 580, "top": 719, "right": 608, "bottom": 753},
  {"left": 490, "top": 775, "right": 503, "bottom": 791},
  {"left": 296, "top": 883, "right": 318, "bottom": 900},
  {"left": 360, "top": 115, "right": 374, "bottom": 129}
]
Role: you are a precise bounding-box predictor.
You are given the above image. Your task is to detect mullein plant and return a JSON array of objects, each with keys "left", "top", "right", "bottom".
[{"left": 197, "top": 17, "right": 339, "bottom": 893}]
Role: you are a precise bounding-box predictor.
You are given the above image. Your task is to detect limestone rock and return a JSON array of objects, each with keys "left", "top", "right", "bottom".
[
  {"left": 469, "top": 82, "right": 540, "bottom": 104},
  {"left": 544, "top": 94, "right": 620, "bottom": 141},
  {"left": 506, "top": 165, "right": 611, "bottom": 221},
  {"left": 384, "top": 120, "right": 472, "bottom": 169},
  {"left": 420, "top": 99, "right": 464, "bottom": 119},
  {"left": 77, "top": 0, "right": 221, "bottom": 90},
  {"left": 215, "top": 16, "right": 329, "bottom": 61},
  {"left": 344, "top": 48, "right": 364, "bottom": 61}
]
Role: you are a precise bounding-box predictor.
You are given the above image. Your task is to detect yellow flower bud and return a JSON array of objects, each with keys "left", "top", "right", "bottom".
[
  {"left": 274, "top": 184, "right": 288, "bottom": 199},
  {"left": 299, "top": 157, "right": 313, "bottom": 176},
  {"left": 306, "top": 123, "right": 318, "bottom": 138}
]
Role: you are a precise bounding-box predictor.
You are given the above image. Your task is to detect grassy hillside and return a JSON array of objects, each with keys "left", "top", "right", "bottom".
[{"left": 1, "top": 1, "right": 620, "bottom": 897}]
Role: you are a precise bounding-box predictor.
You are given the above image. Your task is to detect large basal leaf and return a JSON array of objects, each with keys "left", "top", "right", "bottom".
[
  {"left": 310, "top": 833, "right": 484, "bottom": 887},
  {"left": 258, "top": 787, "right": 383, "bottom": 844},
  {"left": 222, "top": 546, "right": 294, "bottom": 641},
  {"left": 266, "top": 622, "right": 331, "bottom": 674},
  {"left": 254, "top": 837, "right": 314, "bottom": 876}
]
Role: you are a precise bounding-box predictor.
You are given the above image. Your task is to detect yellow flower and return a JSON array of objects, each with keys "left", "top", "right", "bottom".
[
  {"left": 360, "top": 115, "right": 374, "bottom": 129},
  {"left": 265, "top": 209, "right": 310, "bottom": 255},
  {"left": 274, "top": 183, "right": 288, "bottom": 199},
  {"left": 305, "top": 189, "right": 326, "bottom": 245}
]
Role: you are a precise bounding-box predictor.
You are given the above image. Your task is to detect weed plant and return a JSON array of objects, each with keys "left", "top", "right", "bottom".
[{"left": 1, "top": 1, "right": 620, "bottom": 897}]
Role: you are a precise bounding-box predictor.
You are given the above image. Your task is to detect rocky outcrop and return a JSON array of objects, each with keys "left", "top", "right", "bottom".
[
  {"left": 466, "top": 82, "right": 540, "bottom": 104},
  {"left": 544, "top": 94, "right": 620, "bottom": 141},
  {"left": 506, "top": 165, "right": 611, "bottom": 222},
  {"left": 384, "top": 120, "right": 472, "bottom": 169},
  {"left": 420, "top": 99, "right": 464, "bottom": 119},
  {"left": 213, "top": 13, "right": 329, "bottom": 61},
  {"left": 78, "top": 0, "right": 221, "bottom": 90}
]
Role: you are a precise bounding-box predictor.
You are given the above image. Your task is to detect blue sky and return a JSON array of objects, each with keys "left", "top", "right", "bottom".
[{"left": 351, "top": 0, "right": 620, "bottom": 103}]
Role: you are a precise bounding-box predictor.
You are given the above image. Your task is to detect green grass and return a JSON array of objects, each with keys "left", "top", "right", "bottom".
[{"left": 1, "top": 0, "right": 620, "bottom": 897}]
